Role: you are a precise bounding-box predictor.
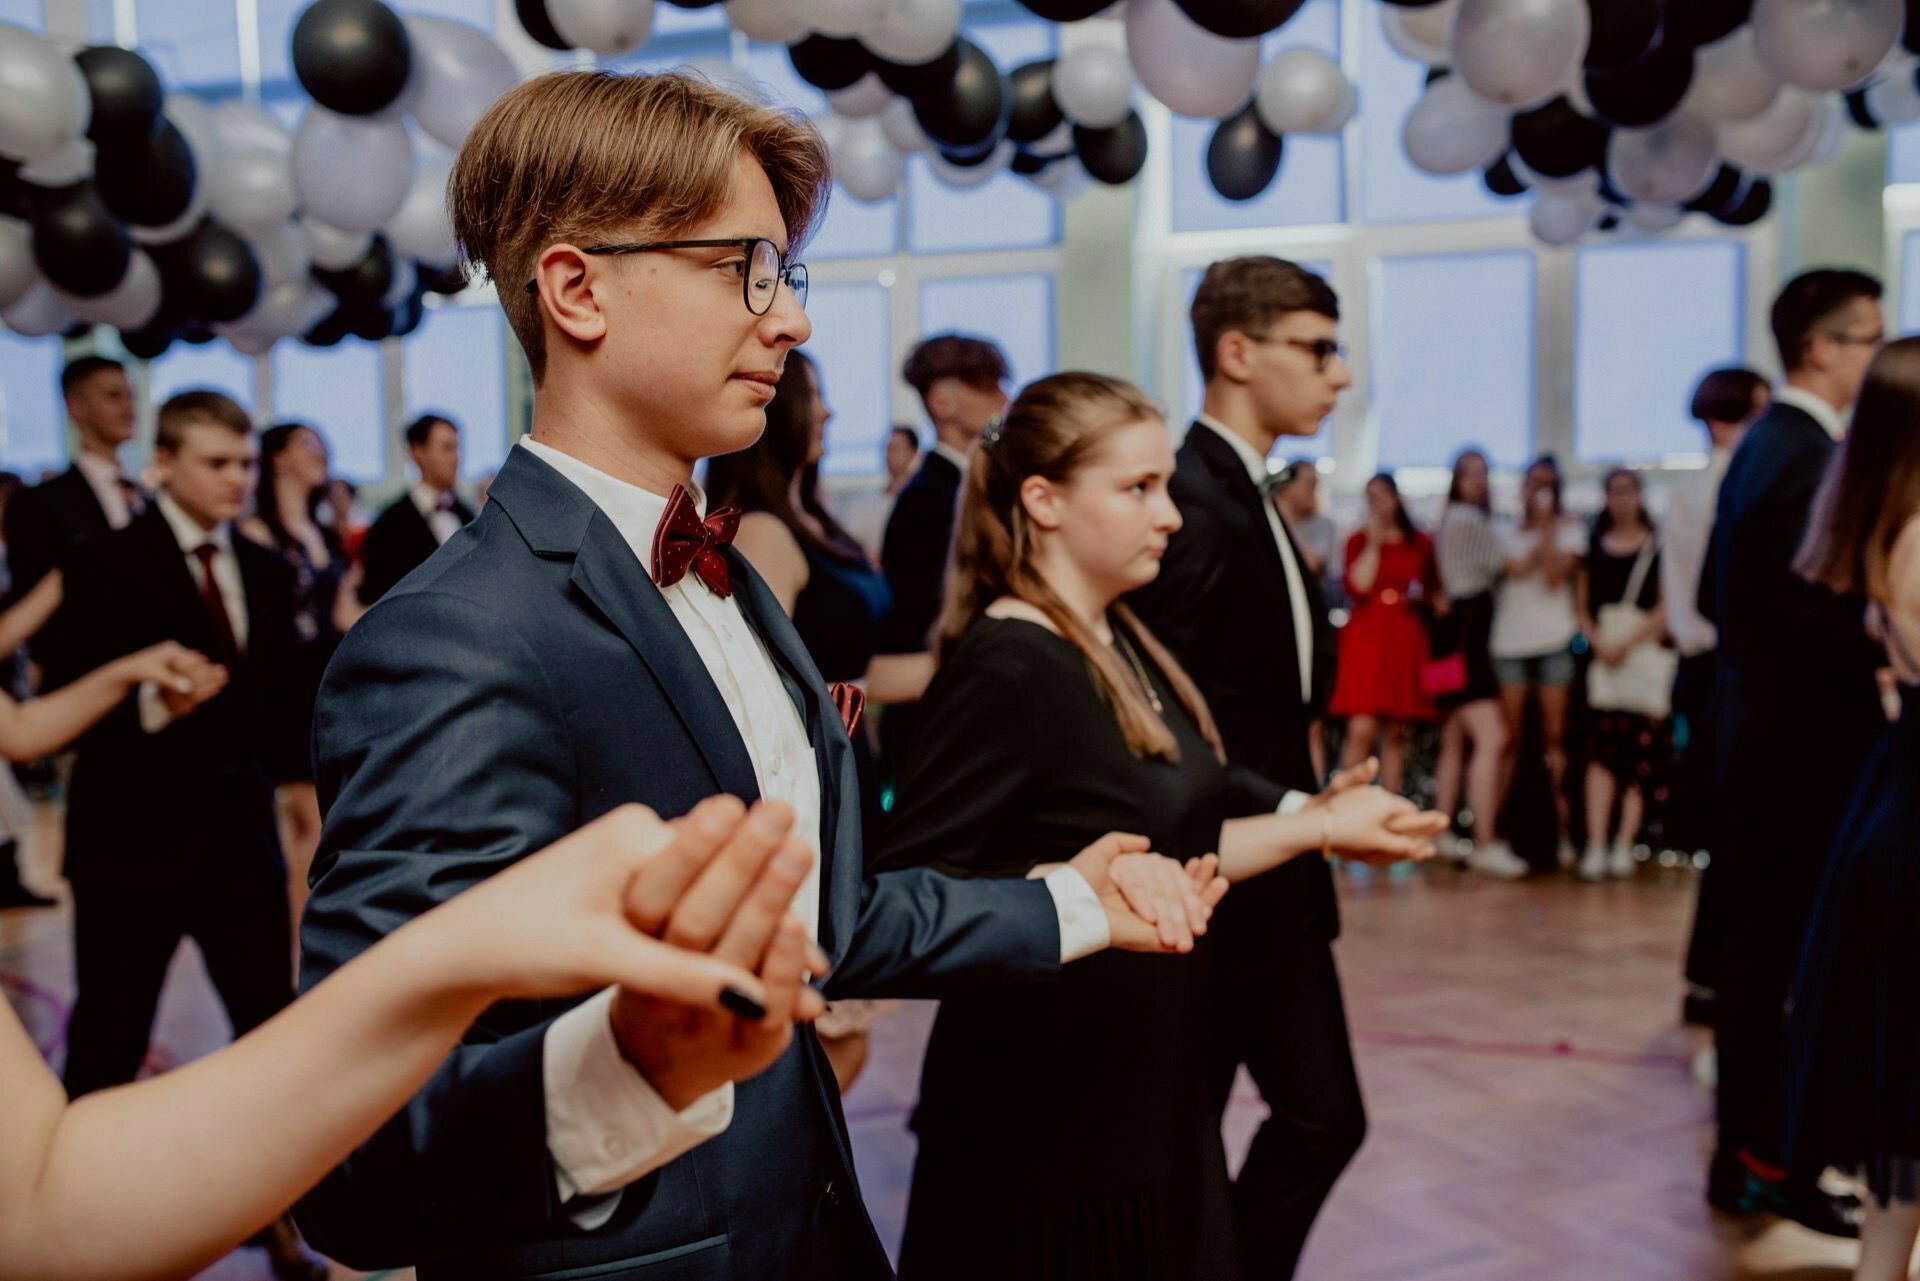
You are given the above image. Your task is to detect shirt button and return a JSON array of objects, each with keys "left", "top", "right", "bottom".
[
  {"left": 771, "top": 752, "right": 785, "bottom": 777},
  {"left": 604, "top": 1135, "right": 628, "bottom": 1161}
]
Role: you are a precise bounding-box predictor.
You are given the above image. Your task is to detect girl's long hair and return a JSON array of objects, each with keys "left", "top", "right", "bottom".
[
  {"left": 1796, "top": 336, "right": 1920, "bottom": 599},
  {"left": 256, "top": 423, "right": 338, "bottom": 557}
]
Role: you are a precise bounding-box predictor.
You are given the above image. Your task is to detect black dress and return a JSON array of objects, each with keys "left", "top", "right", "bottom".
[
  {"left": 1782, "top": 614, "right": 1920, "bottom": 1205},
  {"left": 873, "top": 615, "right": 1238, "bottom": 1281},
  {"left": 261, "top": 525, "right": 345, "bottom": 784}
]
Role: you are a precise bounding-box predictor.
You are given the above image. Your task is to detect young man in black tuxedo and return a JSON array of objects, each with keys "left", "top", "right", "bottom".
[
  {"left": 1128, "top": 256, "right": 1356, "bottom": 1278},
  {"left": 1699, "top": 270, "right": 1888, "bottom": 1236},
  {"left": 355, "top": 413, "right": 473, "bottom": 605}
]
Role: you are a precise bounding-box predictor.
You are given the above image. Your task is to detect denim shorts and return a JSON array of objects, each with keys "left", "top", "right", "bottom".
[{"left": 1492, "top": 648, "right": 1576, "bottom": 689}]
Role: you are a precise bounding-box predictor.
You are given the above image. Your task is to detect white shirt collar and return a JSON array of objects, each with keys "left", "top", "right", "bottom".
[
  {"left": 411, "top": 482, "right": 455, "bottom": 518},
  {"left": 517, "top": 438, "right": 694, "bottom": 565},
  {"left": 1193, "top": 414, "right": 1279, "bottom": 488},
  {"left": 1774, "top": 384, "right": 1847, "bottom": 441},
  {"left": 155, "top": 491, "right": 229, "bottom": 555},
  {"left": 931, "top": 440, "right": 968, "bottom": 471},
  {"left": 72, "top": 450, "right": 125, "bottom": 488}
]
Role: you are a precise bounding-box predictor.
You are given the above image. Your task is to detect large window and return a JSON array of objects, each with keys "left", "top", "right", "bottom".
[
  {"left": 0, "top": 334, "right": 64, "bottom": 476},
  {"left": 403, "top": 305, "right": 509, "bottom": 482},
  {"left": 148, "top": 342, "right": 256, "bottom": 413},
  {"left": 806, "top": 281, "right": 893, "bottom": 478},
  {"left": 135, "top": 0, "right": 239, "bottom": 92},
  {"left": 272, "top": 341, "right": 386, "bottom": 483},
  {"left": 0, "top": 0, "right": 40, "bottom": 29},
  {"left": 919, "top": 273, "right": 1055, "bottom": 397},
  {"left": 1372, "top": 251, "right": 1535, "bottom": 469},
  {"left": 1575, "top": 240, "right": 1744, "bottom": 464}
]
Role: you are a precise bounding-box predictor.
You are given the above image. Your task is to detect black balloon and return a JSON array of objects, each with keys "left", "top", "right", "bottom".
[
  {"left": 1597, "top": 212, "right": 1621, "bottom": 232},
  {"left": 1684, "top": 163, "right": 1744, "bottom": 211},
  {"left": 1483, "top": 154, "right": 1528, "bottom": 197},
  {"left": 293, "top": 0, "right": 413, "bottom": 116},
  {"left": 1582, "top": 0, "right": 1662, "bottom": 71},
  {"left": 0, "top": 162, "right": 30, "bottom": 219},
  {"left": 94, "top": 119, "right": 196, "bottom": 228},
  {"left": 303, "top": 304, "right": 352, "bottom": 346},
  {"left": 1011, "top": 149, "right": 1054, "bottom": 176},
  {"left": 1425, "top": 65, "right": 1451, "bottom": 86},
  {"left": 1015, "top": 0, "right": 1113, "bottom": 17},
  {"left": 1205, "top": 102, "right": 1284, "bottom": 201},
  {"left": 75, "top": 47, "right": 163, "bottom": 144},
  {"left": 1007, "top": 59, "right": 1063, "bottom": 144},
  {"left": 31, "top": 183, "right": 132, "bottom": 297},
  {"left": 1074, "top": 111, "right": 1148, "bottom": 185},
  {"left": 790, "top": 35, "right": 873, "bottom": 92},
  {"left": 1510, "top": 97, "right": 1609, "bottom": 178},
  {"left": 875, "top": 42, "right": 962, "bottom": 97},
  {"left": 1667, "top": 0, "right": 1752, "bottom": 49},
  {"left": 118, "top": 318, "right": 174, "bottom": 360},
  {"left": 313, "top": 235, "right": 395, "bottom": 307},
  {"left": 515, "top": 0, "right": 572, "bottom": 50},
  {"left": 1847, "top": 87, "right": 1880, "bottom": 129},
  {"left": 182, "top": 323, "right": 216, "bottom": 345},
  {"left": 1908, "top": 0, "right": 1920, "bottom": 55},
  {"left": 390, "top": 290, "right": 426, "bottom": 337},
  {"left": 159, "top": 220, "right": 262, "bottom": 322},
  {"left": 1173, "top": 0, "right": 1309, "bottom": 39},
  {"left": 417, "top": 260, "right": 468, "bottom": 295},
  {"left": 1713, "top": 177, "right": 1772, "bottom": 225},
  {"left": 349, "top": 305, "right": 396, "bottom": 341},
  {"left": 911, "top": 39, "right": 1008, "bottom": 153},
  {"left": 1597, "top": 174, "right": 1629, "bottom": 206},
  {"left": 1584, "top": 37, "right": 1694, "bottom": 127}
]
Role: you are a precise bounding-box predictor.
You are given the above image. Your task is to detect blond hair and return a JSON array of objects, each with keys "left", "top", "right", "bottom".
[
  {"left": 448, "top": 70, "right": 831, "bottom": 381},
  {"left": 156, "top": 389, "right": 251, "bottom": 452}
]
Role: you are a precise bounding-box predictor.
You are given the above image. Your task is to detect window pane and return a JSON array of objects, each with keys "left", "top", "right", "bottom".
[
  {"left": 1170, "top": 0, "right": 1343, "bottom": 232},
  {"left": 805, "top": 281, "right": 892, "bottom": 477},
  {"left": 272, "top": 343, "right": 386, "bottom": 483},
  {"left": 0, "top": 334, "right": 63, "bottom": 476},
  {"left": 1359, "top": 11, "right": 1512, "bottom": 224},
  {"left": 1373, "top": 251, "right": 1534, "bottom": 468},
  {"left": 147, "top": 342, "right": 257, "bottom": 412},
  {"left": 0, "top": 0, "right": 42, "bottom": 30},
  {"left": 404, "top": 305, "right": 509, "bottom": 482},
  {"left": 919, "top": 273, "right": 1054, "bottom": 395},
  {"left": 1901, "top": 229, "right": 1920, "bottom": 331},
  {"left": 1177, "top": 263, "right": 1332, "bottom": 461},
  {"left": 654, "top": 3, "right": 727, "bottom": 36},
  {"left": 137, "top": 0, "right": 240, "bottom": 92},
  {"left": 1575, "top": 240, "right": 1744, "bottom": 464},
  {"left": 1890, "top": 122, "right": 1920, "bottom": 185}
]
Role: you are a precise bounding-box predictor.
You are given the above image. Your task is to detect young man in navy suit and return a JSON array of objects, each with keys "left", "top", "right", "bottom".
[{"left": 297, "top": 71, "right": 1218, "bottom": 1281}]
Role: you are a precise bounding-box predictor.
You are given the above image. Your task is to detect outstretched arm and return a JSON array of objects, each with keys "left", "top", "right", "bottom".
[{"left": 0, "top": 642, "right": 226, "bottom": 761}]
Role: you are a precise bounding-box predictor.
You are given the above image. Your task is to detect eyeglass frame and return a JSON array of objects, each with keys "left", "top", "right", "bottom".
[
  {"left": 1245, "top": 333, "right": 1348, "bottom": 372},
  {"left": 1820, "top": 328, "right": 1886, "bottom": 349},
  {"left": 521, "top": 237, "right": 808, "bottom": 315}
]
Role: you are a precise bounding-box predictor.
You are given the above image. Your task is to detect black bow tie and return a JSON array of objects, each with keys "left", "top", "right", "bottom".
[{"left": 1258, "top": 465, "right": 1299, "bottom": 499}]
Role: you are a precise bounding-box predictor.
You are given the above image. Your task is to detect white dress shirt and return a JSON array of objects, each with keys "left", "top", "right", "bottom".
[
  {"left": 74, "top": 449, "right": 136, "bottom": 530},
  {"left": 515, "top": 438, "right": 1110, "bottom": 1221},
  {"left": 1773, "top": 383, "right": 1847, "bottom": 442},
  {"left": 138, "top": 492, "right": 248, "bottom": 733},
  {"left": 931, "top": 440, "right": 969, "bottom": 473},
  {"left": 411, "top": 483, "right": 465, "bottom": 546},
  {"left": 1661, "top": 445, "right": 1732, "bottom": 658}
]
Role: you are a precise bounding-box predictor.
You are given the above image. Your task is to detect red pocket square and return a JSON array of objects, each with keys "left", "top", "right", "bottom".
[{"left": 830, "top": 682, "right": 866, "bottom": 738}]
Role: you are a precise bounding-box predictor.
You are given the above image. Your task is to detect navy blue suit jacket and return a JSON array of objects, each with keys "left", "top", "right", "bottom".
[{"left": 296, "top": 447, "right": 1063, "bottom": 1280}]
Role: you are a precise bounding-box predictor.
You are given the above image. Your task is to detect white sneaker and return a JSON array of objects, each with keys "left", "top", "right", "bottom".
[
  {"left": 1469, "top": 841, "right": 1529, "bottom": 879},
  {"left": 1578, "top": 843, "right": 1609, "bottom": 882},
  {"left": 1608, "top": 843, "right": 1637, "bottom": 878},
  {"left": 1556, "top": 839, "right": 1577, "bottom": 871},
  {"left": 1436, "top": 832, "right": 1471, "bottom": 864}
]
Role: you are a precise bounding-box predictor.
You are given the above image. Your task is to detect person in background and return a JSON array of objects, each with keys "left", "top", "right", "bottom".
[
  {"left": 840, "top": 424, "right": 921, "bottom": 559},
  {"left": 1668, "top": 367, "right": 1769, "bottom": 1023},
  {"left": 321, "top": 478, "right": 366, "bottom": 560},
  {"left": 5, "top": 357, "right": 141, "bottom": 602},
  {"left": 1490, "top": 454, "right": 1586, "bottom": 871},
  {"left": 1274, "top": 458, "right": 1339, "bottom": 777},
  {"left": 0, "top": 467, "right": 48, "bottom": 910},
  {"left": 355, "top": 414, "right": 472, "bottom": 606},
  {"left": 1430, "top": 448, "right": 1522, "bottom": 878},
  {"left": 1329, "top": 473, "right": 1440, "bottom": 797},
  {"left": 1573, "top": 468, "right": 1668, "bottom": 882}
]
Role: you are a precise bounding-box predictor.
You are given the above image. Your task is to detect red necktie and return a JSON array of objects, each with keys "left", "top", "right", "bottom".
[
  {"left": 650, "top": 484, "right": 741, "bottom": 598},
  {"left": 193, "top": 543, "right": 240, "bottom": 663},
  {"left": 830, "top": 682, "right": 866, "bottom": 737}
]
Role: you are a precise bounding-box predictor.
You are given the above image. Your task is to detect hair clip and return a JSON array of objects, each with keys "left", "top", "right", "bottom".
[{"left": 980, "top": 415, "right": 1005, "bottom": 452}]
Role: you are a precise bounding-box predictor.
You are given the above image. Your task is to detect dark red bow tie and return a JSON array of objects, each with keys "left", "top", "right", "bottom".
[
  {"left": 650, "top": 484, "right": 741, "bottom": 597},
  {"left": 830, "top": 682, "right": 866, "bottom": 738}
]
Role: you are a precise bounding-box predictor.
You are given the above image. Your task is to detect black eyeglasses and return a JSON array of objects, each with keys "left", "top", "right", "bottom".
[
  {"left": 523, "top": 237, "right": 808, "bottom": 315},
  {"left": 1823, "top": 329, "right": 1885, "bottom": 349},
  {"left": 1249, "top": 334, "right": 1347, "bottom": 371}
]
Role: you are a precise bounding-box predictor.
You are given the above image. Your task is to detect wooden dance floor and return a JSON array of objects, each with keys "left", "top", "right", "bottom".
[{"left": 0, "top": 810, "right": 1866, "bottom": 1279}]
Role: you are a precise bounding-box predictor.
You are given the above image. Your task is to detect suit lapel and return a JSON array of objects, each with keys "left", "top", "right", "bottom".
[{"left": 1184, "top": 424, "right": 1309, "bottom": 693}]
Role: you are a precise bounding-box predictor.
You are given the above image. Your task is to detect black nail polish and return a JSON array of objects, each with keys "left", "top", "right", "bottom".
[{"left": 720, "top": 986, "right": 767, "bottom": 1021}]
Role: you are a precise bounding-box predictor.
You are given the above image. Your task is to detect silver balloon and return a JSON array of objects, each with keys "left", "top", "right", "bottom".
[
  {"left": 1607, "top": 114, "right": 1718, "bottom": 204},
  {"left": 1681, "top": 28, "right": 1782, "bottom": 122},
  {"left": 1625, "top": 202, "right": 1687, "bottom": 232},
  {"left": 213, "top": 100, "right": 293, "bottom": 158},
  {"left": 1448, "top": 0, "right": 1590, "bottom": 109},
  {"left": 1751, "top": 0, "right": 1900, "bottom": 92},
  {"left": 0, "top": 216, "right": 34, "bottom": 309},
  {"left": 385, "top": 162, "right": 457, "bottom": 267},
  {"left": 54, "top": 249, "right": 160, "bottom": 329},
  {"left": 725, "top": 0, "right": 809, "bottom": 43},
  {"left": 1402, "top": 74, "right": 1511, "bottom": 174},
  {"left": 1383, "top": 0, "right": 1458, "bottom": 65},
  {"left": 547, "top": 0, "right": 657, "bottom": 56},
  {"left": 19, "top": 136, "right": 92, "bottom": 186},
  {"left": 927, "top": 141, "right": 1013, "bottom": 189},
  {"left": 1530, "top": 191, "right": 1598, "bottom": 244},
  {"left": 1865, "top": 66, "right": 1920, "bottom": 124},
  {"left": 292, "top": 106, "right": 415, "bottom": 235},
  {"left": 1053, "top": 44, "right": 1134, "bottom": 130},
  {"left": 879, "top": 96, "right": 933, "bottom": 152},
  {"left": 224, "top": 329, "right": 276, "bottom": 357},
  {"left": 827, "top": 73, "right": 895, "bottom": 119},
  {"left": 1031, "top": 154, "right": 1091, "bottom": 201},
  {"left": 863, "top": 0, "right": 960, "bottom": 65},
  {"left": 249, "top": 221, "right": 311, "bottom": 289},
  {"left": 403, "top": 15, "right": 519, "bottom": 150},
  {"left": 1255, "top": 48, "right": 1350, "bottom": 136},
  {"left": 832, "top": 117, "right": 903, "bottom": 201},
  {"left": 302, "top": 216, "right": 374, "bottom": 272},
  {"left": 208, "top": 145, "right": 297, "bottom": 238},
  {"left": 0, "top": 25, "right": 89, "bottom": 163},
  {"left": 1715, "top": 86, "right": 1819, "bottom": 171},
  {"left": 1126, "top": 0, "right": 1261, "bottom": 119},
  {"left": 1, "top": 280, "right": 71, "bottom": 337},
  {"left": 164, "top": 93, "right": 223, "bottom": 172},
  {"left": 804, "top": 0, "right": 887, "bottom": 38},
  {"left": 1809, "top": 92, "right": 1850, "bottom": 164}
]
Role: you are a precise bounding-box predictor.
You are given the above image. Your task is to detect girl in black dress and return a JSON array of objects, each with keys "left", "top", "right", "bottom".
[
  {"left": 1786, "top": 337, "right": 1920, "bottom": 1281},
  {"left": 873, "top": 373, "right": 1444, "bottom": 1281}
]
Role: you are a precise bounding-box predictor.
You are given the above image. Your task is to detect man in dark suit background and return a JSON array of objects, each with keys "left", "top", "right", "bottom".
[
  {"left": 355, "top": 413, "right": 472, "bottom": 605},
  {"left": 1128, "top": 256, "right": 1355, "bottom": 1278},
  {"left": 1699, "top": 269, "right": 1888, "bottom": 1235}
]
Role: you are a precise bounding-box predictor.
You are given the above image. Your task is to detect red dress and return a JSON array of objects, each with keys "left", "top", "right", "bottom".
[{"left": 1329, "top": 530, "right": 1439, "bottom": 722}]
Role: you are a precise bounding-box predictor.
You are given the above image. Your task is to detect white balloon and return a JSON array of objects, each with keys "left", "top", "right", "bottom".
[
  {"left": 1053, "top": 45, "right": 1133, "bottom": 129},
  {"left": 213, "top": 100, "right": 293, "bottom": 157},
  {"left": 1031, "top": 119, "right": 1073, "bottom": 155},
  {"left": 725, "top": 0, "right": 810, "bottom": 43},
  {"left": 804, "top": 0, "right": 887, "bottom": 38},
  {"left": 927, "top": 140, "right": 1012, "bottom": 189},
  {"left": 302, "top": 217, "right": 374, "bottom": 272},
  {"left": 54, "top": 249, "right": 160, "bottom": 329},
  {"left": 402, "top": 15, "right": 519, "bottom": 150},
  {"left": 1810, "top": 92, "right": 1850, "bottom": 164},
  {"left": 1255, "top": 48, "right": 1350, "bottom": 135},
  {"left": 547, "top": 0, "right": 657, "bottom": 56},
  {"left": 827, "top": 73, "right": 895, "bottom": 119},
  {"left": 1126, "top": 0, "right": 1261, "bottom": 118},
  {"left": 863, "top": 0, "right": 960, "bottom": 65},
  {"left": 1625, "top": 202, "right": 1687, "bottom": 232},
  {"left": 208, "top": 144, "right": 297, "bottom": 237},
  {"left": 292, "top": 107, "right": 415, "bottom": 234},
  {"left": 0, "top": 280, "right": 71, "bottom": 337},
  {"left": 1530, "top": 191, "right": 1598, "bottom": 244},
  {"left": 879, "top": 96, "right": 933, "bottom": 151},
  {"left": 1448, "top": 0, "right": 1590, "bottom": 109},
  {"left": 19, "top": 135, "right": 91, "bottom": 186},
  {"left": 249, "top": 221, "right": 311, "bottom": 289},
  {"left": 224, "top": 329, "right": 276, "bottom": 357},
  {"left": 164, "top": 93, "right": 223, "bottom": 172},
  {"left": 1716, "top": 86, "right": 1819, "bottom": 170},
  {"left": 1031, "top": 154, "right": 1091, "bottom": 200},
  {"left": 0, "top": 216, "right": 34, "bottom": 309},
  {"left": 1682, "top": 28, "right": 1782, "bottom": 122},
  {"left": 1607, "top": 114, "right": 1718, "bottom": 204},
  {"left": 1402, "top": 74, "right": 1510, "bottom": 174},
  {"left": 385, "top": 162, "right": 457, "bottom": 267},
  {"left": 683, "top": 55, "right": 765, "bottom": 100},
  {"left": 0, "top": 25, "right": 89, "bottom": 163},
  {"left": 1865, "top": 68, "right": 1920, "bottom": 124},
  {"left": 832, "top": 117, "right": 903, "bottom": 201},
  {"left": 243, "top": 281, "right": 320, "bottom": 338},
  {"left": 1383, "top": 0, "right": 1458, "bottom": 65},
  {"left": 1751, "top": 0, "right": 1900, "bottom": 92}
]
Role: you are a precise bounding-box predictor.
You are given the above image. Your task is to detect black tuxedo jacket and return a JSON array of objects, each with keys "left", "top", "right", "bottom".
[
  {"left": 356, "top": 490, "right": 474, "bottom": 606},
  {"left": 876, "top": 449, "right": 962, "bottom": 654},
  {"left": 1128, "top": 421, "right": 1338, "bottom": 940},
  {"left": 5, "top": 465, "right": 115, "bottom": 597},
  {"left": 50, "top": 507, "right": 295, "bottom": 885},
  {"left": 297, "top": 447, "right": 1063, "bottom": 1280}
]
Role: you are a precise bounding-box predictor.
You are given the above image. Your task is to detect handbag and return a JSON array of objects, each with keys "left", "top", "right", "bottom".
[
  {"left": 1585, "top": 537, "right": 1677, "bottom": 718},
  {"left": 1420, "top": 599, "right": 1468, "bottom": 698}
]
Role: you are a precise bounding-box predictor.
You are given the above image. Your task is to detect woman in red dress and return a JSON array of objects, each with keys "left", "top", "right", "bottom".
[{"left": 1332, "top": 473, "right": 1441, "bottom": 794}]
